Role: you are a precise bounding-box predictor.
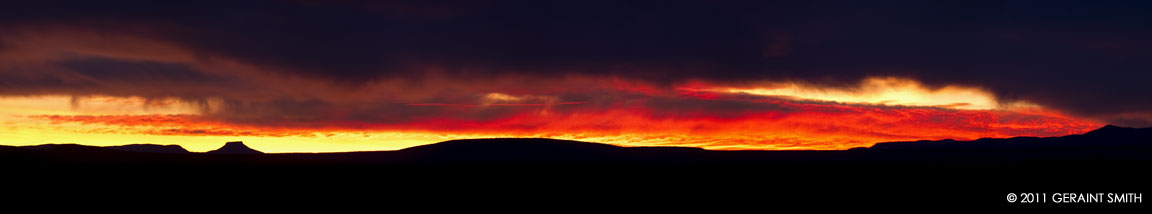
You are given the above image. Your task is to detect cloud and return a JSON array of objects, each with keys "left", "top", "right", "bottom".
[{"left": 1, "top": 0, "right": 1150, "bottom": 127}]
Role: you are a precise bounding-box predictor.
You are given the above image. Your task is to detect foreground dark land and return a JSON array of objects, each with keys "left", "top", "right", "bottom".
[{"left": 2, "top": 125, "right": 1148, "bottom": 209}]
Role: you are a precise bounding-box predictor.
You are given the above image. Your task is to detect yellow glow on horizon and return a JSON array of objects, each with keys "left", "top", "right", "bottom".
[
  {"left": 0, "top": 124, "right": 450, "bottom": 153},
  {"left": 2, "top": 116, "right": 771, "bottom": 152},
  {"left": 0, "top": 95, "right": 699, "bottom": 152},
  {"left": 0, "top": 95, "right": 445, "bottom": 152},
  {"left": 716, "top": 77, "right": 1011, "bottom": 110}
]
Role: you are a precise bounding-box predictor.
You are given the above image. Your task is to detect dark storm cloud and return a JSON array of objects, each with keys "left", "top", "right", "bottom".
[
  {"left": 1, "top": 0, "right": 1151, "bottom": 126},
  {"left": 0, "top": 56, "right": 255, "bottom": 98}
]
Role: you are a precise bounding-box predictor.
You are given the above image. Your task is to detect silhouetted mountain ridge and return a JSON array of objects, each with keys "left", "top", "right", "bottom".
[
  {"left": 1084, "top": 124, "right": 1141, "bottom": 136},
  {"left": 392, "top": 138, "right": 705, "bottom": 163},
  {"left": 2, "top": 127, "right": 1147, "bottom": 210},
  {"left": 18, "top": 143, "right": 190, "bottom": 154},
  {"left": 2, "top": 125, "right": 1148, "bottom": 164},
  {"left": 20, "top": 144, "right": 125, "bottom": 153},
  {"left": 402, "top": 138, "right": 623, "bottom": 152},
  {"left": 106, "top": 144, "right": 190, "bottom": 154},
  {"left": 866, "top": 125, "right": 1152, "bottom": 150}
]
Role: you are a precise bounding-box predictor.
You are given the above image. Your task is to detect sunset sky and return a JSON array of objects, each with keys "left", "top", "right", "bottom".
[{"left": 2, "top": 0, "right": 1148, "bottom": 152}]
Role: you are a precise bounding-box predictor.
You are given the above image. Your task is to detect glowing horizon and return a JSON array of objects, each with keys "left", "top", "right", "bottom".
[
  {"left": 2, "top": 1, "right": 1150, "bottom": 153},
  {"left": 0, "top": 77, "right": 1104, "bottom": 153}
]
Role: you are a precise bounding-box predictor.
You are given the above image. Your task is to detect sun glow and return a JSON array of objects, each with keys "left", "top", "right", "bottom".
[{"left": 712, "top": 77, "right": 1011, "bottom": 110}]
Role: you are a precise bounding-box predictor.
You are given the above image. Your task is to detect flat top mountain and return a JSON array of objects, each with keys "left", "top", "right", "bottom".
[{"left": 206, "top": 141, "right": 263, "bottom": 154}]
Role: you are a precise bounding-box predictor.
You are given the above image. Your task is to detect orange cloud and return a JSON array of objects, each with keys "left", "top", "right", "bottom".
[{"left": 690, "top": 77, "right": 1027, "bottom": 110}]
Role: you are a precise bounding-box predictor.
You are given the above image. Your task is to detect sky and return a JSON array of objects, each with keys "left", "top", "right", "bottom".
[{"left": 1, "top": 0, "right": 1147, "bottom": 152}]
